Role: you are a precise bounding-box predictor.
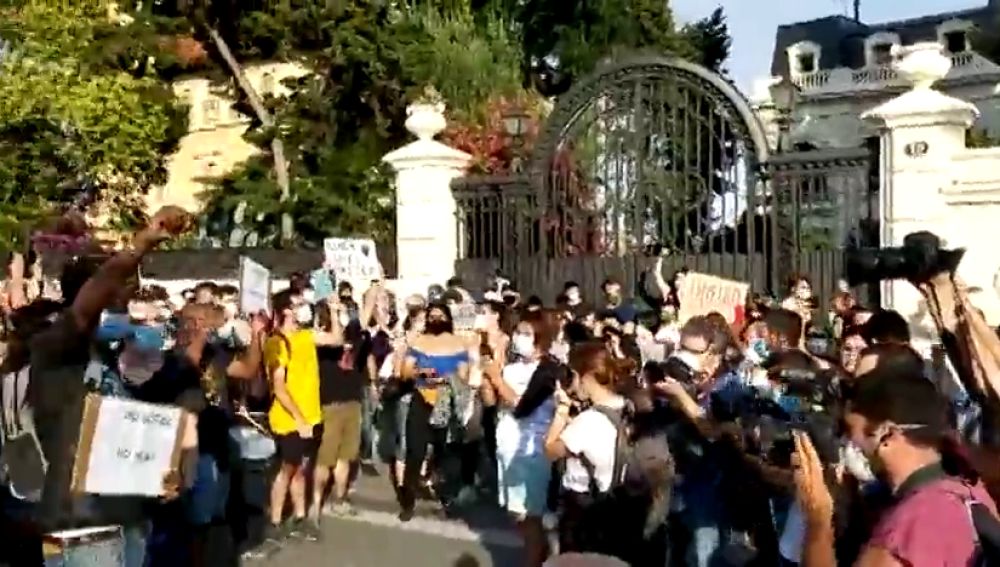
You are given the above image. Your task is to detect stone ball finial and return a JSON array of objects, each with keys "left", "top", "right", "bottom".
[{"left": 894, "top": 42, "right": 951, "bottom": 90}]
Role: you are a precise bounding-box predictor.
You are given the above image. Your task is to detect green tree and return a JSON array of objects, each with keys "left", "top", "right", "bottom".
[
  {"left": 0, "top": 2, "right": 186, "bottom": 246},
  {"left": 198, "top": 1, "right": 525, "bottom": 245}
]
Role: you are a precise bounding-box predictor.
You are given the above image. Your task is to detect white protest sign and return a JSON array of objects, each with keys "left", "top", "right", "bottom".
[
  {"left": 72, "top": 396, "right": 184, "bottom": 497},
  {"left": 677, "top": 272, "right": 750, "bottom": 325},
  {"left": 323, "top": 238, "right": 381, "bottom": 290},
  {"left": 239, "top": 256, "right": 271, "bottom": 315},
  {"left": 452, "top": 302, "right": 478, "bottom": 331}
]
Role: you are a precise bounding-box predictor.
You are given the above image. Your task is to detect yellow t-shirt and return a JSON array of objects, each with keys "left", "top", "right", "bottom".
[{"left": 265, "top": 329, "right": 322, "bottom": 435}]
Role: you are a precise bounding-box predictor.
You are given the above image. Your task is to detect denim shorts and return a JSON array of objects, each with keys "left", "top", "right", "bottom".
[{"left": 496, "top": 450, "right": 552, "bottom": 517}]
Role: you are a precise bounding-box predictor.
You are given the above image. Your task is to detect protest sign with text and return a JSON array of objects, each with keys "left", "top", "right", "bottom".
[
  {"left": 239, "top": 256, "right": 271, "bottom": 315},
  {"left": 71, "top": 395, "right": 185, "bottom": 497},
  {"left": 323, "top": 238, "right": 381, "bottom": 289},
  {"left": 677, "top": 272, "right": 750, "bottom": 325}
]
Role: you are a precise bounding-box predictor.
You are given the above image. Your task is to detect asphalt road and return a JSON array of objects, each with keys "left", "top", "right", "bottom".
[{"left": 253, "top": 466, "right": 523, "bottom": 567}]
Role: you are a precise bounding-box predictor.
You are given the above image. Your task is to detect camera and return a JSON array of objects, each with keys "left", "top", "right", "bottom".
[{"left": 845, "top": 231, "right": 964, "bottom": 286}]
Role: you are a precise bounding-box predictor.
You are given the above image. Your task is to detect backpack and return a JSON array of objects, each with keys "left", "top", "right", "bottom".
[
  {"left": 0, "top": 366, "right": 48, "bottom": 502},
  {"left": 579, "top": 404, "right": 675, "bottom": 538}
]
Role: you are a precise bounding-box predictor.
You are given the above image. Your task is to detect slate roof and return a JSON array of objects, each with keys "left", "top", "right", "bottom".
[{"left": 771, "top": 1, "right": 998, "bottom": 76}]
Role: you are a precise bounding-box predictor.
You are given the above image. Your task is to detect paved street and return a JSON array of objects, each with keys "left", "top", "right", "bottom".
[{"left": 254, "top": 466, "right": 522, "bottom": 567}]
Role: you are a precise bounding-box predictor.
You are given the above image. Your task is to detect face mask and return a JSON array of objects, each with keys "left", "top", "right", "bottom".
[
  {"left": 748, "top": 338, "right": 770, "bottom": 363},
  {"left": 841, "top": 441, "right": 876, "bottom": 484},
  {"left": 512, "top": 333, "right": 535, "bottom": 357},
  {"left": 425, "top": 320, "right": 448, "bottom": 335},
  {"left": 118, "top": 345, "right": 164, "bottom": 386},
  {"left": 222, "top": 302, "right": 238, "bottom": 320},
  {"left": 673, "top": 350, "right": 702, "bottom": 373},
  {"left": 550, "top": 341, "right": 569, "bottom": 363},
  {"left": 302, "top": 289, "right": 316, "bottom": 304},
  {"left": 473, "top": 314, "right": 488, "bottom": 331},
  {"left": 295, "top": 304, "right": 313, "bottom": 325}
]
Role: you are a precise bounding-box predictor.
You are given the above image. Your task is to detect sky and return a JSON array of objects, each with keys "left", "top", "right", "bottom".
[{"left": 672, "top": 0, "right": 988, "bottom": 90}]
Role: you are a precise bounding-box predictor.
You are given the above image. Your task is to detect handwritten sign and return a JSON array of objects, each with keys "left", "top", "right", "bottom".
[
  {"left": 323, "top": 238, "right": 381, "bottom": 289},
  {"left": 72, "top": 395, "right": 184, "bottom": 497},
  {"left": 239, "top": 256, "right": 271, "bottom": 315},
  {"left": 452, "top": 303, "right": 478, "bottom": 331},
  {"left": 677, "top": 272, "right": 750, "bottom": 325}
]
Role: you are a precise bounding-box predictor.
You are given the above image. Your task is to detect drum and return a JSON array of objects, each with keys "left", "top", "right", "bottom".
[{"left": 43, "top": 526, "right": 124, "bottom": 567}]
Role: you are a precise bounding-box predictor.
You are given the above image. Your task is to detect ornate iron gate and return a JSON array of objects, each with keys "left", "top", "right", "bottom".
[{"left": 454, "top": 55, "right": 878, "bottom": 304}]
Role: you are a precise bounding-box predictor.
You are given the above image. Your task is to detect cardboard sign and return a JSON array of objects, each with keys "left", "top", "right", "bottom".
[
  {"left": 71, "top": 395, "right": 185, "bottom": 497},
  {"left": 323, "top": 238, "right": 381, "bottom": 289},
  {"left": 452, "top": 303, "right": 478, "bottom": 331},
  {"left": 677, "top": 272, "right": 750, "bottom": 325},
  {"left": 239, "top": 256, "right": 271, "bottom": 315}
]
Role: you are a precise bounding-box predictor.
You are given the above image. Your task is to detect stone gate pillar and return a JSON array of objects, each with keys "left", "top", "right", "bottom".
[
  {"left": 862, "top": 42, "right": 979, "bottom": 344},
  {"left": 383, "top": 102, "right": 472, "bottom": 289}
]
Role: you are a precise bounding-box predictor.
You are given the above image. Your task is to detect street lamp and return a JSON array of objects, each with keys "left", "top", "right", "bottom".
[
  {"left": 501, "top": 105, "right": 530, "bottom": 139},
  {"left": 768, "top": 75, "right": 801, "bottom": 153}
]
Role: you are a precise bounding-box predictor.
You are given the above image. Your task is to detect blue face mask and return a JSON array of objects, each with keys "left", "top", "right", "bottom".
[
  {"left": 131, "top": 325, "right": 166, "bottom": 352},
  {"left": 748, "top": 338, "right": 770, "bottom": 362}
]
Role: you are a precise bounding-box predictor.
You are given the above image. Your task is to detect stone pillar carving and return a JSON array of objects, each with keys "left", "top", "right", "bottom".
[
  {"left": 862, "top": 42, "right": 979, "bottom": 344},
  {"left": 383, "top": 101, "right": 472, "bottom": 287}
]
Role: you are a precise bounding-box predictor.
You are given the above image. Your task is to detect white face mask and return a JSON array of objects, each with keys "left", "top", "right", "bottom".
[
  {"left": 841, "top": 442, "right": 876, "bottom": 483},
  {"left": 473, "top": 314, "right": 488, "bottom": 331},
  {"left": 339, "top": 312, "right": 352, "bottom": 327},
  {"left": 673, "top": 350, "right": 702, "bottom": 373},
  {"left": 295, "top": 304, "right": 314, "bottom": 325},
  {"left": 512, "top": 333, "right": 535, "bottom": 357},
  {"left": 302, "top": 289, "right": 316, "bottom": 304}
]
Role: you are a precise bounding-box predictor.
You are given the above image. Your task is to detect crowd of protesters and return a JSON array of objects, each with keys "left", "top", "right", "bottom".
[{"left": 2, "top": 211, "right": 1000, "bottom": 567}]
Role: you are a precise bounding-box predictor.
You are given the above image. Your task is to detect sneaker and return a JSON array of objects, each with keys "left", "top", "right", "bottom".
[
  {"left": 286, "top": 517, "right": 307, "bottom": 540},
  {"left": 333, "top": 500, "right": 358, "bottom": 517},
  {"left": 300, "top": 518, "right": 322, "bottom": 542},
  {"left": 263, "top": 522, "right": 287, "bottom": 543},
  {"left": 453, "top": 486, "right": 477, "bottom": 507}
]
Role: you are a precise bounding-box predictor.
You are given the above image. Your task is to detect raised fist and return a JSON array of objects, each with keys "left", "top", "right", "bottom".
[{"left": 146, "top": 206, "right": 193, "bottom": 241}]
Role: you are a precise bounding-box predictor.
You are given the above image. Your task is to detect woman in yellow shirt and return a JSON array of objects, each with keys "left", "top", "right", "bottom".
[{"left": 263, "top": 289, "right": 342, "bottom": 543}]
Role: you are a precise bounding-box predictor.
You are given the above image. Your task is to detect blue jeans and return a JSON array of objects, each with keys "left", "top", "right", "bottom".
[
  {"left": 677, "top": 477, "right": 729, "bottom": 567},
  {"left": 360, "top": 388, "right": 378, "bottom": 461}
]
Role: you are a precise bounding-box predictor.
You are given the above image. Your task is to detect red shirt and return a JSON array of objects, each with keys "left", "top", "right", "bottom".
[{"left": 869, "top": 476, "right": 997, "bottom": 566}]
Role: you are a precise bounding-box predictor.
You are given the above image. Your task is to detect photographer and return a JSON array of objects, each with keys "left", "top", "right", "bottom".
[
  {"left": 794, "top": 369, "right": 998, "bottom": 567},
  {"left": 848, "top": 231, "right": 1000, "bottom": 444}
]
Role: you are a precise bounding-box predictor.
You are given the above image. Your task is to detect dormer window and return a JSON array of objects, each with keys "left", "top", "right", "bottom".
[
  {"left": 797, "top": 53, "right": 816, "bottom": 74},
  {"left": 787, "top": 41, "right": 822, "bottom": 76},
  {"left": 872, "top": 43, "right": 893, "bottom": 66},
  {"left": 865, "top": 32, "right": 900, "bottom": 67},
  {"left": 938, "top": 19, "right": 973, "bottom": 54},
  {"left": 944, "top": 31, "right": 968, "bottom": 53}
]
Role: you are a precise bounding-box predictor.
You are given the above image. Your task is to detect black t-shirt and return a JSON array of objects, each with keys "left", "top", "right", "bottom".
[{"left": 318, "top": 346, "right": 366, "bottom": 405}]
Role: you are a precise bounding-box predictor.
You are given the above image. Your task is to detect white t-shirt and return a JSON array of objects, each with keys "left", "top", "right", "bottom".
[
  {"left": 560, "top": 396, "right": 626, "bottom": 493},
  {"left": 496, "top": 361, "right": 554, "bottom": 457}
]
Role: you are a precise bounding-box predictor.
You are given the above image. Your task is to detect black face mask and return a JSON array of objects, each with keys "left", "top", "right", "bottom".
[{"left": 425, "top": 320, "right": 449, "bottom": 335}]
